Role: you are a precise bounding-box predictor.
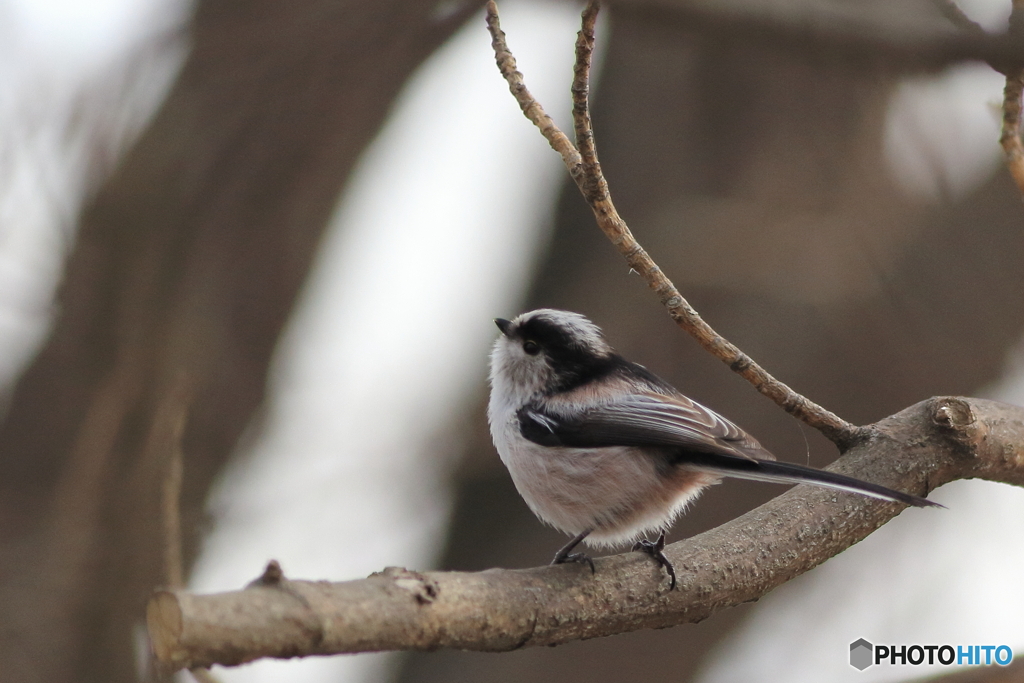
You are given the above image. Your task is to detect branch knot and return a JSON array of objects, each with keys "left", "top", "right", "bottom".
[
  {"left": 380, "top": 567, "right": 440, "bottom": 605},
  {"left": 930, "top": 396, "right": 982, "bottom": 457}
]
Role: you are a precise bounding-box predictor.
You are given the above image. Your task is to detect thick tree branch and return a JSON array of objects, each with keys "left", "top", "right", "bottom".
[
  {"left": 148, "top": 397, "right": 1024, "bottom": 669},
  {"left": 488, "top": 1, "right": 859, "bottom": 445}
]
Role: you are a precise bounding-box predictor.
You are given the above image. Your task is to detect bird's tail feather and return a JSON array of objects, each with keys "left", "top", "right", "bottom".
[{"left": 685, "top": 452, "right": 942, "bottom": 508}]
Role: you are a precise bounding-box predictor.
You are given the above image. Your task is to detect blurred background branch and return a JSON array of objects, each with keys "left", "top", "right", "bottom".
[{"left": 0, "top": 1, "right": 483, "bottom": 680}]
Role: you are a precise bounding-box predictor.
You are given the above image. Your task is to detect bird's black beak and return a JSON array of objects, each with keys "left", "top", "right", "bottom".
[{"left": 494, "top": 318, "right": 512, "bottom": 336}]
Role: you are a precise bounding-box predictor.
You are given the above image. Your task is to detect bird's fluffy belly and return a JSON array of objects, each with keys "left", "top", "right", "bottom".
[{"left": 499, "top": 431, "right": 717, "bottom": 547}]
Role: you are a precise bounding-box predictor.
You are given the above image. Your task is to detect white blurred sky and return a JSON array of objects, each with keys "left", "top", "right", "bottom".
[{"left": 0, "top": 0, "right": 1021, "bottom": 682}]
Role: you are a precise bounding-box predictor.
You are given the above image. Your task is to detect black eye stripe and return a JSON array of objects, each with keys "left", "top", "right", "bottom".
[
  {"left": 509, "top": 315, "right": 619, "bottom": 393},
  {"left": 515, "top": 317, "right": 584, "bottom": 350}
]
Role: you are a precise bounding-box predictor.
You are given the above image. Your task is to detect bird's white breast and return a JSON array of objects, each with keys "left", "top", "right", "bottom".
[{"left": 488, "top": 388, "right": 715, "bottom": 548}]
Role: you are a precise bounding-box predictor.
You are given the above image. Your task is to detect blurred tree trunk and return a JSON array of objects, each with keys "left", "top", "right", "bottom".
[
  {"left": 0, "top": 1, "right": 482, "bottom": 681},
  {"left": 399, "top": 2, "right": 1024, "bottom": 683}
]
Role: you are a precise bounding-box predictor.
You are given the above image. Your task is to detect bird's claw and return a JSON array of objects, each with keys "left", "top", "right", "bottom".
[
  {"left": 552, "top": 552, "right": 595, "bottom": 574},
  {"left": 633, "top": 534, "right": 676, "bottom": 590}
]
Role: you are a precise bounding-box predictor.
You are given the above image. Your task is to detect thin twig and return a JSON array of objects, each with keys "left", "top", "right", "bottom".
[
  {"left": 147, "top": 397, "right": 1024, "bottom": 668},
  {"left": 1000, "top": 70, "right": 1024, "bottom": 192},
  {"left": 485, "top": 5, "right": 582, "bottom": 180},
  {"left": 572, "top": 3, "right": 601, "bottom": 179},
  {"left": 1002, "top": 1, "right": 1024, "bottom": 195},
  {"left": 936, "top": 0, "right": 1024, "bottom": 196},
  {"left": 486, "top": 0, "right": 860, "bottom": 446}
]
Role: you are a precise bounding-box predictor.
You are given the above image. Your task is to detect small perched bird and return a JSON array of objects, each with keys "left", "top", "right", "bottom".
[{"left": 487, "top": 309, "right": 940, "bottom": 589}]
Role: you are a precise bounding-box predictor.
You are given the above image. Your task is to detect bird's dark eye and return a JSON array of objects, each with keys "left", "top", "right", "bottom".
[{"left": 523, "top": 340, "right": 540, "bottom": 355}]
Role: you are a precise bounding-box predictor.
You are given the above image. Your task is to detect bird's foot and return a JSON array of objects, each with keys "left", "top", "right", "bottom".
[
  {"left": 632, "top": 532, "right": 676, "bottom": 590},
  {"left": 551, "top": 530, "right": 595, "bottom": 574},
  {"left": 551, "top": 551, "right": 595, "bottom": 574}
]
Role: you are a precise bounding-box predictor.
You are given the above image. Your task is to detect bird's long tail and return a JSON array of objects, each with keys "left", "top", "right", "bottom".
[{"left": 685, "top": 452, "right": 942, "bottom": 508}]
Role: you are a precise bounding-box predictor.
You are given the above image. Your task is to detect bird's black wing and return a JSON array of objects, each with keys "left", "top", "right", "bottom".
[
  {"left": 517, "top": 394, "right": 941, "bottom": 509},
  {"left": 517, "top": 393, "right": 768, "bottom": 461}
]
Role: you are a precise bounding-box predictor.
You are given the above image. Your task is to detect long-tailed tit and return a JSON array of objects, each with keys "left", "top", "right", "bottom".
[{"left": 487, "top": 309, "right": 940, "bottom": 589}]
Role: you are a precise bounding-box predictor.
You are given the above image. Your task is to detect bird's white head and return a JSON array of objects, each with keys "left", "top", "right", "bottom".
[{"left": 489, "top": 309, "right": 613, "bottom": 406}]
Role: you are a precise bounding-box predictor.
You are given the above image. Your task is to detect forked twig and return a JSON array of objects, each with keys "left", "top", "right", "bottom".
[
  {"left": 486, "top": 1, "right": 860, "bottom": 446},
  {"left": 486, "top": 3, "right": 582, "bottom": 179}
]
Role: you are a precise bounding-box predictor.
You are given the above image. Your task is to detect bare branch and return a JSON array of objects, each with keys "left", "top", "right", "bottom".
[
  {"left": 571, "top": 2, "right": 600, "bottom": 175},
  {"left": 485, "top": 3, "right": 582, "bottom": 180},
  {"left": 487, "top": 1, "right": 859, "bottom": 445},
  {"left": 934, "top": 0, "right": 1024, "bottom": 198},
  {"left": 1001, "top": 1, "right": 1024, "bottom": 196},
  {"left": 1000, "top": 70, "right": 1024, "bottom": 193},
  {"left": 148, "top": 397, "right": 1024, "bottom": 669}
]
